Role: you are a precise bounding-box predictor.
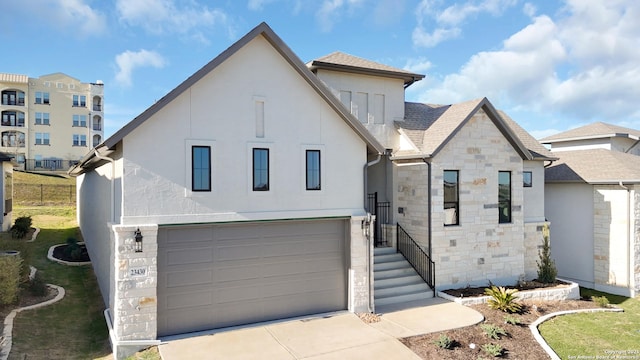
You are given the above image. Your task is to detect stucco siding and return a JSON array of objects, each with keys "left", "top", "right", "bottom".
[
  {"left": 523, "top": 161, "right": 545, "bottom": 222},
  {"left": 119, "top": 35, "right": 368, "bottom": 226}
]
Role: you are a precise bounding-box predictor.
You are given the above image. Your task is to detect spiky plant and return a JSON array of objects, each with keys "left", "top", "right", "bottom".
[{"left": 484, "top": 285, "right": 522, "bottom": 313}]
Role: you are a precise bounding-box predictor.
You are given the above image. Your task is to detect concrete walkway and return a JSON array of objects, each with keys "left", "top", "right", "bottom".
[{"left": 158, "top": 297, "right": 484, "bottom": 360}]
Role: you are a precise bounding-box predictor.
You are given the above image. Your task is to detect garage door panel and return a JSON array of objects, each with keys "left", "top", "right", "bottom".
[{"left": 158, "top": 219, "right": 348, "bottom": 337}]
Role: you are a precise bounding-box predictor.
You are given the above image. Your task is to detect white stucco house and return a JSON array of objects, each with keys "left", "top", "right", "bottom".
[
  {"left": 543, "top": 122, "right": 640, "bottom": 297},
  {"left": 71, "top": 23, "right": 555, "bottom": 358}
]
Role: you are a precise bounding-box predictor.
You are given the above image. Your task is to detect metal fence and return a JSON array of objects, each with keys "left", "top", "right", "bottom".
[
  {"left": 14, "top": 183, "right": 76, "bottom": 205},
  {"left": 367, "top": 192, "right": 391, "bottom": 247}
]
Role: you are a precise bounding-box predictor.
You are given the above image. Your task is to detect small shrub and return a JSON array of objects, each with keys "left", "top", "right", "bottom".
[
  {"left": 591, "top": 295, "right": 610, "bottom": 308},
  {"left": 433, "top": 334, "right": 456, "bottom": 349},
  {"left": 536, "top": 224, "right": 557, "bottom": 284},
  {"left": 504, "top": 315, "right": 521, "bottom": 325},
  {"left": 482, "top": 343, "right": 504, "bottom": 357},
  {"left": 480, "top": 323, "right": 508, "bottom": 340},
  {"left": 484, "top": 286, "right": 523, "bottom": 313},
  {"left": 11, "top": 216, "right": 32, "bottom": 239},
  {"left": 0, "top": 255, "right": 23, "bottom": 304},
  {"left": 28, "top": 272, "right": 48, "bottom": 297}
]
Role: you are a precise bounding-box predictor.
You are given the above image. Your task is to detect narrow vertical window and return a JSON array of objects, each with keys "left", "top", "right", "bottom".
[
  {"left": 523, "top": 171, "right": 532, "bottom": 187},
  {"left": 192, "top": 146, "right": 211, "bottom": 191},
  {"left": 306, "top": 150, "right": 321, "bottom": 190},
  {"left": 253, "top": 148, "right": 269, "bottom": 191},
  {"left": 498, "top": 171, "right": 511, "bottom": 223},
  {"left": 443, "top": 170, "right": 459, "bottom": 225},
  {"left": 43, "top": 92, "right": 50, "bottom": 104}
]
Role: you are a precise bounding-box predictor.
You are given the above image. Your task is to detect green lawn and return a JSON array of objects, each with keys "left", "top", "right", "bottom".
[
  {"left": 540, "top": 288, "right": 640, "bottom": 358},
  {"left": 1, "top": 206, "right": 111, "bottom": 359}
]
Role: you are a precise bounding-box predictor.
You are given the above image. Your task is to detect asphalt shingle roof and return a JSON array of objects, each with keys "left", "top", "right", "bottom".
[
  {"left": 541, "top": 122, "right": 640, "bottom": 142},
  {"left": 396, "top": 98, "right": 554, "bottom": 161},
  {"left": 545, "top": 149, "right": 640, "bottom": 183}
]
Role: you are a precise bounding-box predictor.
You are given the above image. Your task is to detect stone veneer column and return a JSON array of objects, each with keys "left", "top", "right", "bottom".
[
  {"left": 111, "top": 224, "right": 159, "bottom": 344},
  {"left": 635, "top": 187, "right": 640, "bottom": 295},
  {"left": 349, "top": 216, "right": 372, "bottom": 313}
]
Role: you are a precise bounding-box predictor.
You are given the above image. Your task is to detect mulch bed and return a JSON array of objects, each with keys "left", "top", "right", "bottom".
[
  {"left": 400, "top": 298, "right": 601, "bottom": 359},
  {"left": 0, "top": 286, "right": 59, "bottom": 325},
  {"left": 52, "top": 243, "right": 90, "bottom": 262},
  {"left": 443, "top": 280, "right": 571, "bottom": 298}
]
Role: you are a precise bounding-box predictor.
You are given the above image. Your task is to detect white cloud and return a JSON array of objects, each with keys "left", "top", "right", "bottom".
[
  {"left": 412, "top": 0, "right": 640, "bottom": 128},
  {"left": 316, "top": 0, "right": 365, "bottom": 32},
  {"left": 413, "top": 0, "right": 517, "bottom": 47},
  {"left": 114, "top": 50, "right": 167, "bottom": 87},
  {"left": 116, "top": 0, "right": 230, "bottom": 42},
  {"left": 4, "top": 0, "right": 106, "bottom": 36}
]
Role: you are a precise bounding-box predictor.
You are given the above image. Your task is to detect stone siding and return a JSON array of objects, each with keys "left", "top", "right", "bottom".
[
  {"left": 349, "top": 216, "right": 373, "bottom": 313},
  {"left": 395, "top": 110, "right": 530, "bottom": 289},
  {"left": 524, "top": 222, "right": 549, "bottom": 280},
  {"left": 111, "top": 224, "right": 159, "bottom": 342},
  {"left": 635, "top": 186, "right": 640, "bottom": 295}
]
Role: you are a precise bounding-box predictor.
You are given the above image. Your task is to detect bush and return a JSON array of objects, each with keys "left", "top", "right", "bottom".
[
  {"left": 28, "top": 271, "right": 48, "bottom": 297},
  {"left": 480, "top": 323, "right": 508, "bottom": 340},
  {"left": 484, "top": 286, "right": 523, "bottom": 313},
  {"left": 591, "top": 295, "right": 610, "bottom": 308},
  {"left": 482, "top": 343, "right": 504, "bottom": 357},
  {"left": 537, "top": 224, "right": 557, "bottom": 284},
  {"left": 11, "top": 216, "right": 32, "bottom": 239},
  {"left": 64, "top": 237, "right": 83, "bottom": 261},
  {"left": 504, "top": 315, "right": 521, "bottom": 325},
  {"left": 0, "top": 255, "right": 23, "bottom": 304},
  {"left": 433, "top": 334, "right": 456, "bottom": 349}
]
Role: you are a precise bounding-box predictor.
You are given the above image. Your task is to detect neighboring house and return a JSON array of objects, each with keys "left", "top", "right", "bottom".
[
  {"left": 542, "top": 122, "right": 640, "bottom": 297},
  {"left": 71, "top": 22, "right": 554, "bottom": 358},
  {"left": 0, "top": 72, "right": 104, "bottom": 171},
  {"left": 309, "top": 52, "right": 555, "bottom": 289},
  {"left": 0, "top": 152, "right": 14, "bottom": 231},
  {"left": 70, "top": 23, "right": 385, "bottom": 358}
]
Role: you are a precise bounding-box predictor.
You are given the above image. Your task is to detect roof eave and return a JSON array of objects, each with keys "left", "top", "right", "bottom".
[{"left": 309, "top": 61, "right": 425, "bottom": 85}]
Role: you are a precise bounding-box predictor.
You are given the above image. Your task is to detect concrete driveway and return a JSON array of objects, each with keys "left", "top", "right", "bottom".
[{"left": 158, "top": 298, "right": 484, "bottom": 359}]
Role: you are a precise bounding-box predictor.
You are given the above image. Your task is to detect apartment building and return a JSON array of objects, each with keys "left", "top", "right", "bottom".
[{"left": 0, "top": 72, "right": 104, "bottom": 171}]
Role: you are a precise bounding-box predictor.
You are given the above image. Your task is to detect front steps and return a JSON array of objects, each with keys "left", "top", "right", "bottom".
[{"left": 374, "top": 247, "right": 433, "bottom": 307}]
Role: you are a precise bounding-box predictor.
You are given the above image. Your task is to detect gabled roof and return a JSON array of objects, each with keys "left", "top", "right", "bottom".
[
  {"left": 70, "top": 22, "right": 385, "bottom": 175},
  {"left": 541, "top": 122, "right": 640, "bottom": 143},
  {"left": 545, "top": 149, "right": 640, "bottom": 184},
  {"left": 307, "top": 51, "right": 425, "bottom": 87},
  {"left": 394, "top": 98, "right": 553, "bottom": 161}
]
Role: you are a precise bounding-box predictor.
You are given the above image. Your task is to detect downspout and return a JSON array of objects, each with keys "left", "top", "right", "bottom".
[
  {"left": 422, "top": 158, "right": 434, "bottom": 295},
  {"left": 364, "top": 152, "right": 382, "bottom": 313},
  {"left": 94, "top": 149, "right": 115, "bottom": 222},
  {"left": 619, "top": 181, "right": 632, "bottom": 291}
]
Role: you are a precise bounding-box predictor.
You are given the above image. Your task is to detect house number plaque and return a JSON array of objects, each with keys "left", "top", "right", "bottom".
[{"left": 129, "top": 266, "right": 147, "bottom": 277}]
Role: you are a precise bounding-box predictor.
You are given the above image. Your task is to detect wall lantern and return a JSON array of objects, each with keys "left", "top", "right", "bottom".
[{"left": 134, "top": 228, "right": 143, "bottom": 253}]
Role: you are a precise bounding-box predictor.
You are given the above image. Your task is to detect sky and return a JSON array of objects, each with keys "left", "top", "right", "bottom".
[{"left": 1, "top": 0, "right": 639, "bottom": 140}]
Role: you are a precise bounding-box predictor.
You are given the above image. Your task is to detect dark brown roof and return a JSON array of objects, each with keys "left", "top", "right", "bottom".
[
  {"left": 308, "top": 51, "right": 425, "bottom": 86},
  {"left": 541, "top": 122, "right": 640, "bottom": 143},
  {"left": 394, "top": 98, "right": 554, "bottom": 161},
  {"left": 545, "top": 149, "right": 640, "bottom": 183}
]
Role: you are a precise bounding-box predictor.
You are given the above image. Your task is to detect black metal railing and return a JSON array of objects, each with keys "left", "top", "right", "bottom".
[
  {"left": 397, "top": 224, "right": 435, "bottom": 296},
  {"left": 24, "top": 159, "right": 78, "bottom": 171},
  {"left": 367, "top": 192, "right": 391, "bottom": 247}
]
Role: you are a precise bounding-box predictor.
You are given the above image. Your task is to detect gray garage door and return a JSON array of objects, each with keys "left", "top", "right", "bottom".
[{"left": 157, "top": 219, "right": 348, "bottom": 337}]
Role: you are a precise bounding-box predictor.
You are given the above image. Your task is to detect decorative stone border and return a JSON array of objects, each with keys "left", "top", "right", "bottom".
[
  {"left": 0, "top": 283, "right": 66, "bottom": 360},
  {"left": 529, "top": 307, "right": 624, "bottom": 360},
  {"left": 437, "top": 279, "right": 580, "bottom": 305},
  {"left": 47, "top": 242, "right": 91, "bottom": 266},
  {"left": 26, "top": 228, "right": 40, "bottom": 243}
]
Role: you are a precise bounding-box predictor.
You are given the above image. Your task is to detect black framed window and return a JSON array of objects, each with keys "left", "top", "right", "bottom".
[
  {"left": 306, "top": 150, "right": 321, "bottom": 190},
  {"left": 498, "top": 171, "right": 511, "bottom": 223},
  {"left": 192, "top": 146, "right": 211, "bottom": 191},
  {"left": 253, "top": 148, "right": 269, "bottom": 191},
  {"left": 444, "top": 170, "right": 459, "bottom": 225},
  {"left": 523, "top": 171, "right": 532, "bottom": 187}
]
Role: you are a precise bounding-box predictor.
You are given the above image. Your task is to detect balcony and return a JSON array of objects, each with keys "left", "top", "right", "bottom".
[
  {"left": 93, "top": 124, "right": 102, "bottom": 131},
  {"left": 93, "top": 104, "right": 102, "bottom": 111},
  {"left": 1, "top": 90, "right": 26, "bottom": 107}
]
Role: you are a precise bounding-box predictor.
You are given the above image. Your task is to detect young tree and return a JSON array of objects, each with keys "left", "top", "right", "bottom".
[{"left": 537, "top": 224, "right": 557, "bottom": 283}]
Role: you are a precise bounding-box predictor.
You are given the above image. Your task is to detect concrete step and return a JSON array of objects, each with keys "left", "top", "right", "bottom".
[
  {"left": 373, "top": 253, "right": 405, "bottom": 264},
  {"left": 374, "top": 267, "right": 418, "bottom": 280},
  {"left": 374, "top": 282, "right": 430, "bottom": 298},
  {"left": 373, "top": 260, "right": 410, "bottom": 272},
  {"left": 373, "top": 247, "right": 396, "bottom": 256},
  {"left": 374, "top": 290, "right": 434, "bottom": 306},
  {"left": 374, "top": 273, "right": 425, "bottom": 289}
]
